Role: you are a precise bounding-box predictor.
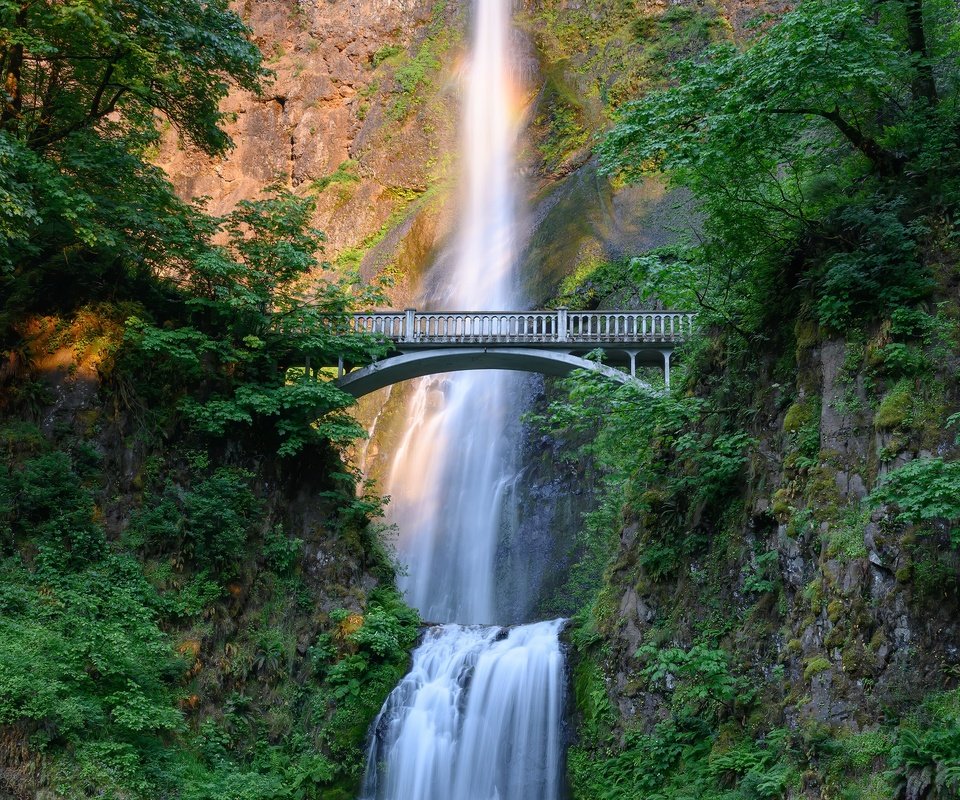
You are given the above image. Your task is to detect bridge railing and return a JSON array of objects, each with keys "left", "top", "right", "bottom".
[{"left": 340, "top": 309, "right": 695, "bottom": 345}]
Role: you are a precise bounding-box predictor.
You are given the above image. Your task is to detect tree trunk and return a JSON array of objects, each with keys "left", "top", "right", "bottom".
[
  {"left": 903, "top": 0, "right": 938, "bottom": 103},
  {"left": 0, "top": 9, "right": 26, "bottom": 128}
]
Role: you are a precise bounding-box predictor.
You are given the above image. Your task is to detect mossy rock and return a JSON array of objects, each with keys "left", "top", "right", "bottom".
[
  {"left": 771, "top": 489, "right": 791, "bottom": 520},
  {"left": 783, "top": 399, "right": 815, "bottom": 433},
  {"left": 868, "top": 629, "right": 886, "bottom": 652},
  {"left": 827, "top": 599, "right": 845, "bottom": 624},
  {"left": 824, "top": 624, "right": 845, "bottom": 650},
  {"left": 803, "top": 579, "right": 823, "bottom": 610},
  {"left": 806, "top": 465, "right": 843, "bottom": 511},
  {"left": 804, "top": 656, "right": 832, "bottom": 680},
  {"left": 841, "top": 640, "right": 871, "bottom": 676},
  {"left": 795, "top": 319, "right": 819, "bottom": 352},
  {"left": 873, "top": 379, "right": 913, "bottom": 430}
]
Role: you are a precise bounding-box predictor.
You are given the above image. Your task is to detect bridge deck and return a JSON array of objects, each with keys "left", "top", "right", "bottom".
[{"left": 338, "top": 309, "right": 695, "bottom": 348}]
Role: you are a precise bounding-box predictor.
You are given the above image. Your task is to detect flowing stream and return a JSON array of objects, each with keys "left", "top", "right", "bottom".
[{"left": 359, "top": 2, "right": 567, "bottom": 799}]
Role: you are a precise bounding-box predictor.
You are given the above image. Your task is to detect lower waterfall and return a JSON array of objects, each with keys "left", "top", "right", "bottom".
[{"left": 359, "top": 620, "right": 565, "bottom": 800}]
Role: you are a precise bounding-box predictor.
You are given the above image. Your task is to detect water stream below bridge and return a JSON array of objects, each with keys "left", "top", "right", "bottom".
[{"left": 358, "top": 2, "right": 567, "bottom": 799}]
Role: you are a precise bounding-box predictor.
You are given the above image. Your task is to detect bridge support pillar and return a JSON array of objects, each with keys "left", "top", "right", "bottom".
[
  {"left": 338, "top": 356, "right": 344, "bottom": 379},
  {"left": 403, "top": 308, "right": 416, "bottom": 343},
  {"left": 626, "top": 350, "right": 639, "bottom": 378},
  {"left": 659, "top": 349, "right": 672, "bottom": 389}
]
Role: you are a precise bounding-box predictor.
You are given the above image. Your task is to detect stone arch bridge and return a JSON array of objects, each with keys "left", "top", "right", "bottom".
[{"left": 328, "top": 309, "right": 696, "bottom": 398}]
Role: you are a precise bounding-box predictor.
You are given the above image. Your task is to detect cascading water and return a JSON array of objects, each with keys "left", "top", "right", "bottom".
[
  {"left": 360, "top": 621, "right": 565, "bottom": 800},
  {"left": 382, "top": 0, "right": 521, "bottom": 626},
  {"left": 360, "top": 3, "right": 566, "bottom": 799}
]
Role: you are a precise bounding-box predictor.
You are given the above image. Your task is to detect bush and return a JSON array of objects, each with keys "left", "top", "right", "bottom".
[
  {"left": 869, "top": 458, "right": 960, "bottom": 543},
  {"left": 890, "top": 690, "right": 960, "bottom": 800},
  {"left": 814, "top": 201, "right": 933, "bottom": 331},
  {"left": 0, "top": 451, "right": 105, "bottom": 565},
  {"left": 129, "top": 468, "right": 261, "bottom": 574}
]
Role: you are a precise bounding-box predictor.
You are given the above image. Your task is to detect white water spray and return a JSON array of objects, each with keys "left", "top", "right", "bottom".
[{"left": 360, "top": 620, "right": 565, "bottom": 800}]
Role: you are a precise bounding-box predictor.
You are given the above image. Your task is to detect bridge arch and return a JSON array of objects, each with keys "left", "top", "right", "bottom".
[{"left": 336, "top": 348, "right": 642, "bottom": 398}]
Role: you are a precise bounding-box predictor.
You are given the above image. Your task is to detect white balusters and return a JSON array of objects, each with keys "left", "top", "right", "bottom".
[{"left": 337, "top": 309, "right": 694, "bottom": 346}]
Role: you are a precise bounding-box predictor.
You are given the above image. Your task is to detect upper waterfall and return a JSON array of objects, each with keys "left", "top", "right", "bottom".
[
  {"left": 454, "top": 0, "right": 519, "bottom": 309},
  {"left": 382, "top": 0, "right": 526, "bottom": 625}
]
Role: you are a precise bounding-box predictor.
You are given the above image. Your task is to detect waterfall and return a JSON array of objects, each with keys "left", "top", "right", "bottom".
[
  {"left": 361, "top": 3, "right": 566, "bottom": 798},
  {"left": 382, "top": 0, "right": 521, "bottom": 625},
  {"left": 360, "top": 621, "right": 565, "bottom": 800}
]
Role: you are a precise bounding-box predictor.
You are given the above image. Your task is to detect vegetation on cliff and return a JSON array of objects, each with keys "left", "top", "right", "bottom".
[
  {"left": 0, "top": 2, "right": 414, "bottom": 798},
  {"left": 3, "top": 0, "right": 960, "bottom": 798},
  {"left": 547, "top": 0, "right": 960, "bottom": 798}
]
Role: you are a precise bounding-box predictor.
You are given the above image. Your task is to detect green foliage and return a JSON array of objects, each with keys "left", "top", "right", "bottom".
[
  {"left": 874, "top": 379, "right": 915, "bottom": 430},
  {"left": 0, "top": 443, "right": 198, "bottom": 798},
  {"left": 0, "top": 553, "right": 189, "bottom": 787},
  {"left": 554, "top": 248, "right": 701, "bottom": 311},
  {"left": 520, "top": 1, "right": 727, "bottom": 115},
  {"left": 875, "top": 306, "right": 958, "bottom": 379},
  {"left": 562, "top": 6, "right": 960, "bottom": 800},
  {"left": 0, "top": 0, "right": 264, "bottom": 278},
  {"left": 635, "top": 644, "right": 738, "bottom": 715},
  {"left": 0, "top": 0, "right": 264, "bottom": 156},
  {"left": 573, "top": 656, "right": 617, "bottom": 743},
  {"left": 123, "top": 188, "right": 390, "bottom": 457},
  {"left": 0, "top": 2, "right": 413, "bottom": 797},
  {"left": 0, "top": 428, "right": 411, "bottom": 798},
  {"left": 535, "top": 85, "right": 589, "bottom": 173},
  {"left": 825, "top": 505, "right": 869, "bottom": 561},
  {"left": 0, "top": 1, "right": 392, "bottom": 463},
  {"left": 536, "top": 362, "right": 753, "bottom": 598},
  {"left": 814, "top": 201, "right": 933, "bottom": 330},
  {"left": 311, "top": 160, "right": 361, "bottom": 194},
  {"left": 890, "top": 690, "right": 960, "bottom": 800},
  {"left": 869, "top": 458, "right": 960, "bottom": 540},
  {"left": 570, "top": 713, "right": 796, "bottom": 800},
  {"left": 309, "top": 589, "right": 419, "bottom": 785},
  {"left": 743, "top": 550, "right": 779, "bottom": 595},
  {"left": 129, "top": 468, "right": 261, "bottom": 575},
  {"left": 674, "top": 430, "right": 755, "bottom": 509},
  {"left": 371, "top": 44, "right": 403, "bottom": 67},
  {"left": 262, "top": 525, "right": 303, "bottom": 575},
  {"left": 0, "top": 450, "right": 105, "bottom": 565},
  {"left": 388, "top": 32, "right": 443, "bottom": 120},
  {"left": 600, "top": 0, "right": 960, "bottom": 335}
]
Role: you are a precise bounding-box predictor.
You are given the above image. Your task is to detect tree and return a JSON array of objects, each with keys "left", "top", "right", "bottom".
[
  {"left": 598, "top": 0, "right": 959, "bottom": 334},
  {"left": 125, "top": 188, "right": 393, "bottom": 458},
  {"left": 0, "top": 0, "right": 265, "bottom": 284},
  {"left": 0, "top": 0, "right": 264, "bottom": 153}
]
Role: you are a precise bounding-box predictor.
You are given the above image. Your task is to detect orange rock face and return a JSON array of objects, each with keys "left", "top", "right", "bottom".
[{"left": 157, "top": 0, "right": 460, "bottom": 284}]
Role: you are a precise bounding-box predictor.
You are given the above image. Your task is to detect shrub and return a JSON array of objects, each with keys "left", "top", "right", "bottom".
[
  {"left": 814, "top": 202, "right": 933, "bottom": 331},
  {"left": 869, "top": 458, "right": 960, "bottom": 543},
  {"left": 0, "top": 451, "right": 105, "bottom": 565},
  {"left": 129, "top": 468, "right": 261, "bottom": 574}
]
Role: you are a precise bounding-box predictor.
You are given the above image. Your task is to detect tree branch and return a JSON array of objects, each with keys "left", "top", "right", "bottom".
[
  {"left": 765, "top": 107, "right": 902, "bottom": 175},
  {"left": 28, "top": 49, "right": 128, "bottom": 150}
]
